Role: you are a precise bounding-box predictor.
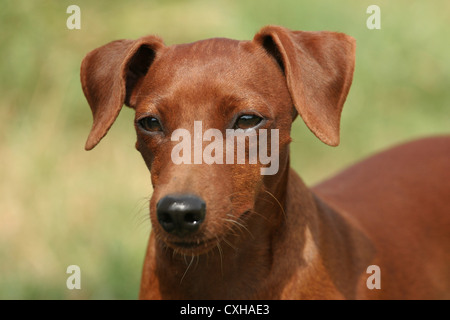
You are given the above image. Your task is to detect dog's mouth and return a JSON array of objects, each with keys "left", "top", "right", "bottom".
[
  {"left": 170, "top": 238, "right": 217, "bottom": 249},
  {"left": 164, "top": 237, "right": 219, "bottom": 254}
]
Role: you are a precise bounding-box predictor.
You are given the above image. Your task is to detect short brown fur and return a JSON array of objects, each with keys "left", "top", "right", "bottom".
[{"left": 80, "top": 25, "right": 450, "bottom": 299}]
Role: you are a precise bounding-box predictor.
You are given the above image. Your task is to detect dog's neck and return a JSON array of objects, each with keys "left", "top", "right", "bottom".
[
  {"left": 141, "top": 155, "right": 292, "bottom": 299},
  {"left": 139, "top": 158, "right": 370, "bottom": 299},
  {"left": 141, "top": 158, "right": 299, "bottom": 299}
]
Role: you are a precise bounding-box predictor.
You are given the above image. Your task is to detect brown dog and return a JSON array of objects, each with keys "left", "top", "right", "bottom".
[{"left": 81, "top": 25, "right": 450, "bottom": 299}]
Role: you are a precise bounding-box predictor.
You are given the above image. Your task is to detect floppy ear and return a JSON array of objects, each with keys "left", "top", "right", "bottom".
[
  {"left": 253, "top": 25, "right": 355, "bottom": 146},
  {"left": 81, "top": 35, "right": 165, "bottom": 150}
]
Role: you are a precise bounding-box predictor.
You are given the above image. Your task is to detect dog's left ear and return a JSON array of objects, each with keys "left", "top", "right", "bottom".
[{"left": 253, "top": 25, "right": 355, "bottom": 146}]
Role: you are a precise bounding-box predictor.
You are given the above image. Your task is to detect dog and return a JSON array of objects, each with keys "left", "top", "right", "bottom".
[{"left": 80, "top": 25, "right": 450, "bottom": 299}]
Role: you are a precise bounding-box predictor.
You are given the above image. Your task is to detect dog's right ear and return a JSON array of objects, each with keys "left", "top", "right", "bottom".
[{"left": 81, "top": 35, "right": 165, "bottom": 150}]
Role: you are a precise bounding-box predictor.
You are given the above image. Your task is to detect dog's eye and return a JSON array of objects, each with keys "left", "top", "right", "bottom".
[
  {"left": 234, "top": 114, "right": 263, "bottom": 130},
  {"left": 138, "top": 117, "right": 162, "bottom": 132}
]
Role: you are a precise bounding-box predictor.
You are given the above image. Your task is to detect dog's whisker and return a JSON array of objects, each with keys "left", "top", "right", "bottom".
[
  {"left": 262, "top": 189, "right": 287, "bottom": 221},
  {"left": 194, "top": 254, "right": 200, "bottom": 271},
  {"left": 135, "top": 215, "right": 151, "bottom": 228},
  {"left": 172, "top": 247, "right": 177, "bottom": 259},
  {"left": 180, "top": 254, "right": 195, "bottom": 284},
  {"left": 130, "top": 195, "right": 153, "bottom": 232},
  {"left": 222, "top": 237, "right": 237, "bottom": 252},
  {"left": 224, "top": 216, "right": 254, "bottom": 239},
  {"left": 249, "top": 209, "right": 271, "bottom": 223},
  {"left": 222, "top": 221, "right": 240, "bottom": 238},
  {"left": 215, "top": 239, "right": 224, "bottom": 277}
]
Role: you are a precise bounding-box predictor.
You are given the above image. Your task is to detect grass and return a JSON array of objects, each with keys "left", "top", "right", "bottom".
[{"left": 0, "top": 0, "right": 448, "bottom": 299}]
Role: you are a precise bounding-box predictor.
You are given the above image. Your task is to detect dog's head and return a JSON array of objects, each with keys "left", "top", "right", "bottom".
[{"left": 81, "top": 25, "right": 355, "bottom": 255}]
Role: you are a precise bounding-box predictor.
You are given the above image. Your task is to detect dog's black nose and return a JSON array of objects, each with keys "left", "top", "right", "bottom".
[{"left": 156, "top": 194, "right": 206, "bottom": 237}]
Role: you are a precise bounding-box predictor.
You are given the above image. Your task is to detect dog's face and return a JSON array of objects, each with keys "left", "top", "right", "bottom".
[
  {"left": 133, "top": 38, "right": 293, "bottom": 254},
  {"left": 81, "top": 25, "right": 355, "bottom": 255}
]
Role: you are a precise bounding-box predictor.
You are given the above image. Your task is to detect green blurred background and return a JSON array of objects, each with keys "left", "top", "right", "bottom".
[{"left": 0, "top": 0, "right": 448, "bottom": 299}]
